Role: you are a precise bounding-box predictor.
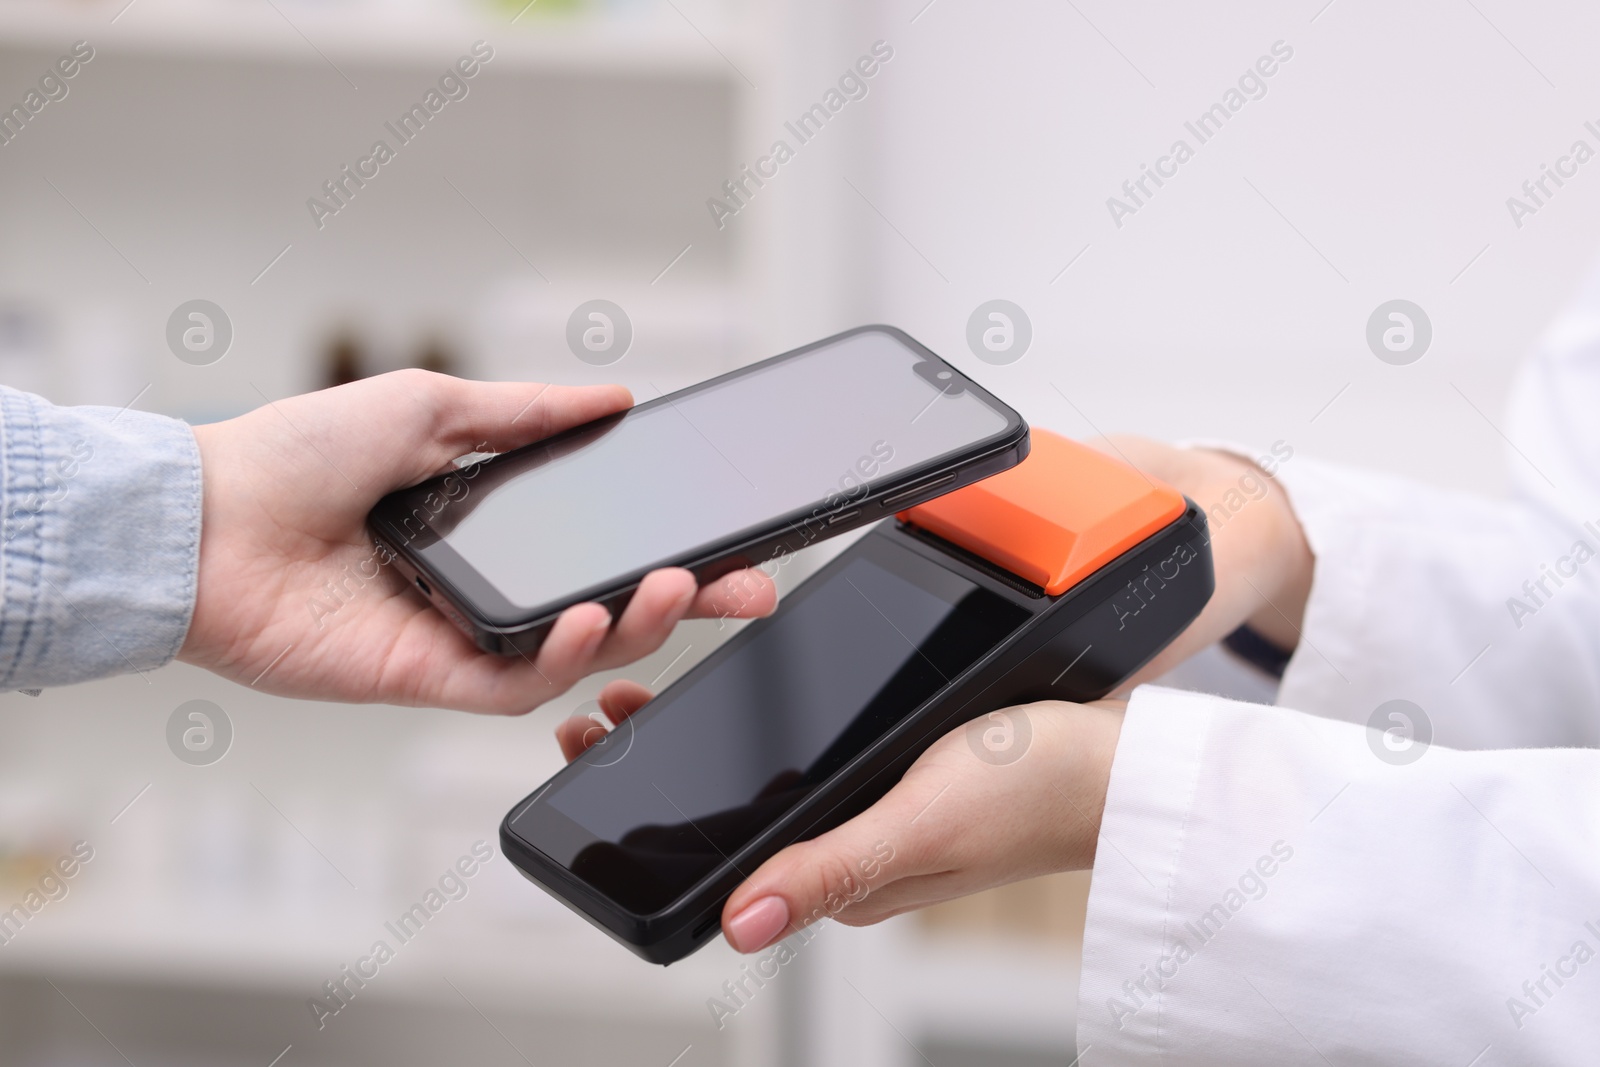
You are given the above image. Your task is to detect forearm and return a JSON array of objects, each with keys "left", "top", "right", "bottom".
[
  {"left": 0, "top": 386, "right": 201, "bottom": 688},
  {"left": 1078, "top": 685, "right": 1600, "bottom": 1064}
]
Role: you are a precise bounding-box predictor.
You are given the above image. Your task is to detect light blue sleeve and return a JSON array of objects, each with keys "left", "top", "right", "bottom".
[{"left": 0, "top": 385, "right": 202, "bottom": 689}]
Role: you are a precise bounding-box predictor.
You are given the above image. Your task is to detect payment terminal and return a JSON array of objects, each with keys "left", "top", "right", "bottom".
[{"left": 501, "top": 429, "right": 1215, "bottom": 963}]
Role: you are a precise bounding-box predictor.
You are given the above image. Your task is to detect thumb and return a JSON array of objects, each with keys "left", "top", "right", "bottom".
[
  {"left": 338, "top": 370, "right": 634, "bottom": 491},
  {"left": 721, "top": 773, "right": 940, "bottom": 953},
  {"left": 409, "top": 373, "right": 634, "bottom": 467}
]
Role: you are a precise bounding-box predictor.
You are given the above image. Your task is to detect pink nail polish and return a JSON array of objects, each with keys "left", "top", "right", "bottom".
[{"left": 725, "top": 896, "right": 789, "bottom": 953}]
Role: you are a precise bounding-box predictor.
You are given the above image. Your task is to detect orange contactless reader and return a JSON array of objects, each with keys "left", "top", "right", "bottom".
[
  {"left": 501, "top": 427, "right": 1214, "bottom": 965},
  {"left": 883, "top": 426, "right": 1211, "bottom": 705}
]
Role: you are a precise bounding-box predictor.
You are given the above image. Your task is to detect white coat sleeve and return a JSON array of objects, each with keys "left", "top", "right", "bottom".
[
  {"left": 1266, "top": 454, "right": 1600, "bottom": 749},
  {"left": 1077, "top": 685, "right": 1600, "bottom": 1066}
]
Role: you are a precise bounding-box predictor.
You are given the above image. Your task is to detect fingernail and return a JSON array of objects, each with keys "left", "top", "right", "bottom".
[{"left": 725, "top": 896, "right": 789, "bottom": 953}]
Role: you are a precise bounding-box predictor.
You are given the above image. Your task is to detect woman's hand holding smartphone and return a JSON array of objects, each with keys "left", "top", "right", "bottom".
[{"left": 179, "top": 370, "right": 775, "bottom": 713}]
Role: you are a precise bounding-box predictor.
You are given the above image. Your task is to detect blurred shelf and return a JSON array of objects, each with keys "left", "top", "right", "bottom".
[
  {"left": 0, "top": 0, "right": 749, "bottom": 78},
  {"left": 0, "top": 902, "right": 738, "bottom": 1018},
  {"left": 0, "top": 874, "right": 1081, "bottom": 1036},
  {"left": 895, "top": 931, "right": 1080, "bottom": 1048}
]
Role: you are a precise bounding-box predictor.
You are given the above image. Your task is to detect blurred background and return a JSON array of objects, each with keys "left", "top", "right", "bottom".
[{"left": 1, "top": 0, "right": 1597, "bottom": 1063}]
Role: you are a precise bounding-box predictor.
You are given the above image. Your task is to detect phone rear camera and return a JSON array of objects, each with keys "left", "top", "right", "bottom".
[{"left": 415, "top": 576, "right": 432, "bottom": 597}]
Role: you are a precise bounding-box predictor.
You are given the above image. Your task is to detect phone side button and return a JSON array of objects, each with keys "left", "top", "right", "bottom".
[
  {"left": 881, "top": 474, "right": 956, "bottom": 510},
  {"left": 827, "top": 509, "right": 861, "bottom": 526}
]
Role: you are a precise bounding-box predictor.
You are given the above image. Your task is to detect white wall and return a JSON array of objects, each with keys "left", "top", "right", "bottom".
[{"left": 858, "top": 0, "right": 1600, "bottom": 493}]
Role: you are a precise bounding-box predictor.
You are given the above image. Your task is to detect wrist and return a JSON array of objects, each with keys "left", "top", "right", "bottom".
[
  {"left": 1184, "top": 444, "right": 1312, "bottom": 650},
  {"left": 177, "top": 419, "right": 256, "bottom": 671},
  {"left": 1040, "top": 699, "right": 1124, "bottom": 871},
  {"left": 1242, "top": 474, "right": 1313, "bottom": 650},
  {"left": 177, "top": 422, "right": 216, "bottom": 664}
]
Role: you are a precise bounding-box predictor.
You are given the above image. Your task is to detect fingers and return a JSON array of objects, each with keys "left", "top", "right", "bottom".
[
  {"left": 589, "top": 569, "right": 697, "bottom": 671},
  {"left": 719, "top": 703, "right": 1120, "bottom": 953},
  {"left": 721, "top": 775, "right": 939, "bottom": 953},
  {"left": 360, "top": 598, "right": 600, "bottom": 716},
  {"left": 527, "top": 570, "right": 694, "bottom": 690},
  {"left": 555, "top": 708, "right": 610, "bottom": 762},
  {"left": 722, "top": 832, "right": 908, "bottom": 953},
  {"left": 555, "top": 679, "right": 654, "bottom": 762},
  {"left": 690, "top": 568, "right": 778, "bottom": 621},
  {"left": 590, "top": 567, "right": 777, "bottom": 670},
  {"left": 426, "top": 565, "right": 769, "bottom": 715},
  {"left": 526, "top": 601, "right": 613, "bottom": 693},
  {"left": 598, "top": 678, "right": 654, "bottom": 719}
]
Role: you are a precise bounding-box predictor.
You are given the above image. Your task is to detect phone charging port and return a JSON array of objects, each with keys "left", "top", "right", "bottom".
[
  {"left": 692, "top": 912, "right": 721, "bottom": 939},
  {"left": 414, "top": 576, "right": 432, "bottom": 597}
]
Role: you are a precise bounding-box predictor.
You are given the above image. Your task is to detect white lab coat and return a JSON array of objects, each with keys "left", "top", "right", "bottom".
[{"left": 1077, "top": 262, "right": 1600, "bottom": 1062}]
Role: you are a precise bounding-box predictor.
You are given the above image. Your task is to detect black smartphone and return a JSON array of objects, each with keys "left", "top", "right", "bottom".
[
  {"left": 499, "top": 505, "right": 1214, "bottom": 964},
  {"left": 368, "top": 325, "right": 1028, "bottom": 655}
]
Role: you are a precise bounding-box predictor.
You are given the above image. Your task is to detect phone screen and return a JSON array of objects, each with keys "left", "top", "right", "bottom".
[
  {"left": 405, "top": 328, "right": 1011, "bottom": 614},
  {"left": 508, "top": 538, "right": 1030, "bottom": 915}
]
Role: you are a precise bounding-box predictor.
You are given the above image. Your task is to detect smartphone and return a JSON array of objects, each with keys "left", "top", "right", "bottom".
[
  {"left": 499, "top": 499, "right": 1214, "bottom": 964},
  {"left": 369, "top": 325, "right": 1028, "bottom": 655}
]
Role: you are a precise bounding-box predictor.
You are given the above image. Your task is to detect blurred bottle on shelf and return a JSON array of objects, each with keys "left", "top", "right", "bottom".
[
  {"left": 413, "top": 336, "right": 459, "bottom": 376},
  {"left": 0, "top": 300, "right": 54, "bottom": 398},
  {"left": 321, "top": 331, "right": 365, "bottom": 388},
  {"left": 490, "top": 0, "right": 587, "bottom": 18},
  {"left": 0, "top": 782, "right": 78, "bottom": 900}
]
